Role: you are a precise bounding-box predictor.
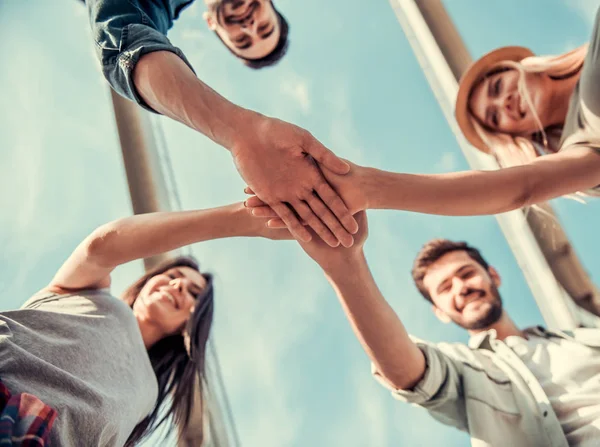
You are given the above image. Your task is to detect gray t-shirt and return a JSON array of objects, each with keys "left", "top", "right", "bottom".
[
  {"left": 559, "top": 8, "right": 600, "bottom": 196},
  {"left": 0, "top": 289, "right": 158, "bottom": 446}
]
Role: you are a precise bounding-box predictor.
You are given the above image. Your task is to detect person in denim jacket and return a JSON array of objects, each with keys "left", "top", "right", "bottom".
[
  {"left": 81, "top": 0, "right": 361, "bottom": 251},
  {"left": 296, "top": 214, "right": 600, "bottom": 447}
]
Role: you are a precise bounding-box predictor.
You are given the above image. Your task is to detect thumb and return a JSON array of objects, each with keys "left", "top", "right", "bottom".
[{"left": 305, "top": 140, "right": 349, "bottom": 175}]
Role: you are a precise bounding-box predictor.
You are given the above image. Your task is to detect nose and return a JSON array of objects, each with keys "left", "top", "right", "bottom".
[
  {"left": 241, "top": 19, "right": 256, "bottom": 32},
  {"left": 452, "top": 278, "right": 469, "bottom": 307},
  {"left": 170, "top": 277, "right": 189, "bottom": 293},
  {"left": 503, "top": 92, "right": 520, "bottom": 119}
]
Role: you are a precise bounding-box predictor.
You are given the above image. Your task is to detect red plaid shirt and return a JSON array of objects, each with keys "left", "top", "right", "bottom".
[{"left": 0, "top": 379, "right": 57, "bottom": 446}]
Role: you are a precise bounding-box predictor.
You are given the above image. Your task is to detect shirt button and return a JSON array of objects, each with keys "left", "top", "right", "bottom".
[{"left": 543, "top": 410, "right": 548, "bottom": 417}]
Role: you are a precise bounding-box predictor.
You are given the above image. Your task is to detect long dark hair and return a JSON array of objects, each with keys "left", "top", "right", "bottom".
[{"left": 122, "top": 256, "right": 215, "bottom": 446}]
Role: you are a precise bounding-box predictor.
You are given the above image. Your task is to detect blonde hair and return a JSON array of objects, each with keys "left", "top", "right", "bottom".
[{"left": 469, "top": 44, "right": 588, "bottom": 168}]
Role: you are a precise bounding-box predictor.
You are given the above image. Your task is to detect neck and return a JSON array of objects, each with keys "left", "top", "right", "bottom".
[
  {"left": 545, "top": 71, "right": 581, "bottom": 127},
  {"left": 468, "top": 311, "right": 523, "bottom": 341},
  {"left": 134, "top": 312, "right": 164, "bottom": 349}
]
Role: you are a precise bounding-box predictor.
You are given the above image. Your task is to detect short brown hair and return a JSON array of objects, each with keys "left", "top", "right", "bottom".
[{"left": 411, "top": 239, "right": 490, "bottom": 302}]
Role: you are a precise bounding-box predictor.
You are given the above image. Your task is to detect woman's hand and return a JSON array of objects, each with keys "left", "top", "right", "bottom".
[{"left": 244, "top": 159, "right": 370, "bottom": 230}]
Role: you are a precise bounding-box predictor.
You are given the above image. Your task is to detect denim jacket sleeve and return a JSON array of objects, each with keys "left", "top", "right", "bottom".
[
  {"left": 371, "top": 338, "right": 469, "bottom": 432},
  {"left": 84, "top": 0, "right": 196, "bottom": 113}
]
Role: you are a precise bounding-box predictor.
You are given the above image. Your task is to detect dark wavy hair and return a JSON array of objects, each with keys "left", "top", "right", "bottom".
[
  {"left": 210, "top": 1, "right": 290, "bottom": 69},
  {"left": 122, "top": 256, "right": 214, "bottom": 446}
]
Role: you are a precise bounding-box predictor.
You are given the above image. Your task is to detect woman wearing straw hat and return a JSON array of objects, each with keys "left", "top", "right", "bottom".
[
  {"left": 244, "top": 13, "right": 600, "bottom": 219},
  {"left": 0, "top": 202, "right": 290, "bottom": 446}
]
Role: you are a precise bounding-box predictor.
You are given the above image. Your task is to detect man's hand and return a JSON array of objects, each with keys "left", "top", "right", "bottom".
[
  {"left": 231, "top": 116, "right": 359, "bottom": 248},
  {"left": 297, "top": 211, "right": 369, "bottom": 273},
  {"left": 132, "top": 52, "right": 357, "bottom": 246},
  {"left": 244, "top": 159, "right": 369, "bottom": 230}
]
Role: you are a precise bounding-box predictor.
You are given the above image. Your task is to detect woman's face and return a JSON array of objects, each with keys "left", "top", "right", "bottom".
[
  {"left": 133, "top": 266, "right": 207, "bottom": 338},
  {"left": 468, "top": 68, "right": 552, "bottom": 136}
]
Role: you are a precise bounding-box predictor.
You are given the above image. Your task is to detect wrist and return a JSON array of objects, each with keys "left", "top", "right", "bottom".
[
  {"left": 354, "top": 165, "right": 375, "bottom": 210},
  {"left": 228, "top": 202, "right": 263, "bottom": 237},
  {"left": 321, "top": 250, "right": 367, "bottom": 279},
  {"left": 220, "top": 109, "right": 266, "bottom": 153}
]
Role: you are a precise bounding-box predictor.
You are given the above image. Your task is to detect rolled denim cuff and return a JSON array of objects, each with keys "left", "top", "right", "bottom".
[{"left": 103, "top": 24, "right": 196, "bottom": 114}]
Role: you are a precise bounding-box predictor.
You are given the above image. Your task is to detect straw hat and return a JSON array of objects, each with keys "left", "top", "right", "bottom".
[{"left": 455, "top": 46, "right": 534, "bottom": 153}]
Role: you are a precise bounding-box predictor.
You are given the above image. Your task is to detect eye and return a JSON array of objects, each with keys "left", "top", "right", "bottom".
[
  {"left": 461, "top": 270, "right": 475, "bottom": 279},
  {"left": 438, "top": 284, "right": 451, "bottom": 294},
  {"left": 494, "top": 78, "right": 501, "bottom": 95},
  {"left": 491, "top": 110, "right": 499, "bottom": 127}
]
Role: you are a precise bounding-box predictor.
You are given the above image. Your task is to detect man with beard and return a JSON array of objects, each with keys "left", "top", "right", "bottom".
[
  {"left": 297, "top": 225, "right": 600, "bottom": 447},
  {"left": 79, "top": 0, "right": 359, "bottom": 250}
]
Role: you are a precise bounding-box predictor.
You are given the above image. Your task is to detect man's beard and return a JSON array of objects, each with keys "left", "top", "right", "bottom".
[{"left": 453, "top": 285, "right": 503, "bottom": 331}]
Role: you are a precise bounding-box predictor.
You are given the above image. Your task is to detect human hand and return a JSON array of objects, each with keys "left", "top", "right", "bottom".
[
  {"left": 296, "top": 211, "right": 369, "bottom": 272},
  {"left": 244, "top": 159, "right": 369, "bottom": 229},
  {"left": 230, "top": 115, "right": 358, "bottom": 248},
  {"left": 254, "top": 220, "right": 295, "bottom": 241}
]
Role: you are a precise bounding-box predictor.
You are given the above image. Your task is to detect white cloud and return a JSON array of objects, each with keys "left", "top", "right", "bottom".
[
  {"left": 434, "top": 151, "right": 459, "bottom": 172},
  {"left": 280, "top": 76, "right": 311, "bottom": 114},
  {"left": 326, "top": 78, "right": 374, "bottom": 165},
  {"left": 566, "top": 0, "right": 600, "bottom": 24},
  {"left": 184, "top": 238, "right": 329, "bottom": 447}
]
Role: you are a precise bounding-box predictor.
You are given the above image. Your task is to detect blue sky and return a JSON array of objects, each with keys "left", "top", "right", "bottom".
[{"left": 2, "top": 1, "right": 600, "bottom": 446}]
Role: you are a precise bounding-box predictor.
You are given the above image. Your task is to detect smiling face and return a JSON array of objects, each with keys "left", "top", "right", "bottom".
[
  {"left": 422, "top": 250, "right": 504, "bottom": 330},
  {"left": 204, "top": 0, "right": 281, "bottom": 60},
  {"left": 133, "top": 266, "right": 208, "bottom": 338},
  {"left": 468, "top": 67, "right": 553, "bottom": 136}
]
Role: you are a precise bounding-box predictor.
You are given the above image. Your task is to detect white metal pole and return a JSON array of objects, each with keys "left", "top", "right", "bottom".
[
  {"left": 110, "top": 90, "right": 239, "bottom": 446},
  {"left": 389, "top": 0, "right": 583, "bottom": 329}
]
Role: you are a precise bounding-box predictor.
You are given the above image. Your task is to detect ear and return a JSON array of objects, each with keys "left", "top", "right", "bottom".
[
  {"left": 433, "top": 305, "right": 452, "bottom": 324},
  {"left": 203, "top": 11, "right": 218, "bottom": 31},
  {"left": 488, "top": 266, "right": 501, "bottom": 288}
]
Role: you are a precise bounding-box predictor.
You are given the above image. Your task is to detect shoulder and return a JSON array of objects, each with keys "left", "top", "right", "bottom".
[{"left": 21, "top": 287, "right": 115, "bottom": 310}]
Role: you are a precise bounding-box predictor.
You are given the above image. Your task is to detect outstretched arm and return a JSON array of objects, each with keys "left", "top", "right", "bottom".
[
  {"left": 324, "top": 252, "right": 426, "bottom": 389},
  {"left": 247, "top": 147, "right": 600, "bottom": 220},
  {"left": 364, "top": 146, "right": 600, "bottom": 215},
  {"left": 84, "top": 0, "right": 357, "bottom": 248},
  {"left": 47, "top": 203, "right": 287, "bottom": 293},
  {"left": 297, "top": 212, "right": 426, "bottom": 389}
]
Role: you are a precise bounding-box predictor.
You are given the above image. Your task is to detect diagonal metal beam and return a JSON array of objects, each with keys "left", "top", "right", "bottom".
[
  {"left": 110, "top": 90, "right": 240, "bottom": 445},
  {"left": 389, "top": 0, "right": 600, "bottom": 327}
]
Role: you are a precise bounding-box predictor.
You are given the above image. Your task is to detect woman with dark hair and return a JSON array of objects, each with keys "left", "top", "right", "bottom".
[{"left": 0, "top": 202, "right": 289, "bottom": 446}]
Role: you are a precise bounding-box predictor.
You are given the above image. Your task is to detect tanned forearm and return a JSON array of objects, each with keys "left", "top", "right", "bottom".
[
  {"left": 323, "top": 253, "right": 426, "bottom": 390},
  {"left": 133, "top": 51, "right": 257, "bottom": 149},
  {"left": 360, "top": 147, "right": 600, "bottom": 216},
  {"left": 87, "top": 202, "right": 260, "bottom": 268},
  {"left": 49, "top": 203, "right": 261, "bottom": 291}
]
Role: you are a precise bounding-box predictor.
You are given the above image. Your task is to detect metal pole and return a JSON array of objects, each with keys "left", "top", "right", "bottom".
[
  {"left": 109, "top": 90, "right": 239, "bottom": 445},
  {"left": 389, "top": 0, "right": 600, "bottom": 328}
]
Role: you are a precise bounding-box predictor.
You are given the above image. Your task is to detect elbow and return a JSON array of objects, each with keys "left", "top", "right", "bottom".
[
  {"left": 83, "top": 222, "right": 122, "bottom": 268},
  {"left": 385, "top": 366, "right": 426, "bottom": 391},
  {"left": 508, "top": 187, "right": 533, "bottom": 212}
]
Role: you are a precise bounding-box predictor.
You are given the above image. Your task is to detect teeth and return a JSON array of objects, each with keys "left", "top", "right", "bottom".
[{"left": 162, "top": 291, "right": 177, "bottom": 308}]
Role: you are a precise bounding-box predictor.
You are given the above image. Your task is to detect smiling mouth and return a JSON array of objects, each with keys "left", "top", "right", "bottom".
[
  {"left": 459, "top": 291, "right": 486, "bottom": 312},
  {"left": 158, "top": 289, "right": 179, "bottom": 309}
]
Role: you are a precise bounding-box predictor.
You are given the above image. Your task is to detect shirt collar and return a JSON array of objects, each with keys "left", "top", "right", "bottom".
[{"left": 467, "top": 326, "right": 566, "bottom": 350}]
